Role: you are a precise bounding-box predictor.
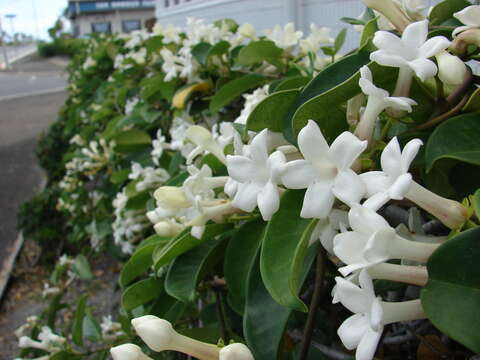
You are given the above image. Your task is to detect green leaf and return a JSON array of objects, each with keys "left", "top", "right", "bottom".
[
  {"left": 49, "top": 351, "right": 81, "bottom": 360},
  {"left": 72, "top": 295, "right": 87, "bottom": 346},
  {"left": 247, "top": 89, "right": 300, "bottom": 132},
  {"left": 113, "top": 129, "right": 151, "bottom": 153},
  {"left": 244, "top": 247, "right": 317, "bottom": 360},
  {"left": 110, "top": 168, "right": 130, "bottom": 184},
  {"left": 237, "top": 40, "right": 283, "bottom": 66},
  {"left": 273, "top": 76, "right": 310, "bottom": 93},
  {"left": 260, "top": 190, "right": 317, "bottom": 312},
  {"left": 425, "top": 112, "right": 480, "bottom": 171},
  {"left": 46, "top": 293, "right": 65, "bottom": 328},
  {"left": 120, "top": 238, "right": 170, "bottom": 288},
  {"left": 165, "top": 170, "right": 189, "bottom": 186},
  {"left": 83, "top": 310, "right": 102, "bottom": 342},
  {"left": 224, "top": 220, "right": 266, "bottom": 314},
  {"left": 122, "top": 277, "right": 164, "bottom": 311},
  {"left": 214, "top": 18, "right": 239, "bottom": 32},
  {"left": 209, "top": 74, "right": 266, "bottom": 113},
  {"left": 421, "top": 227, "right": 480, "bottom": 353},
  {"left": 73, "top": 254, "right": 93, "bottom": 280},
  {"left": 359, "top": 17, "right": 378, "bottom": 51},
  {"left": 334, "top": 28, "right": 347, "bottom": 52},
  {"left": 290, "top": 59, "right": 397, "bottom": 143},
  {"left": 207, "top": 41, "right": 230, "bottom": 58},
  {"left": 473, "top": 189, "right": 480, "bottom": 219},
  {"left": 192, "top": 42, "right": 212, "bottom": 65},
  {"left": 150, "top": 292, "right": 187, "bottom": 323},
  {"left": 429, "top": 0, "right": 470, "bottom": 26},
  {"left": 165, "top": 238, "right": 227, "bottom": 302},
  {"left": 463, "top": 87, "right": 480, "bottom": 113},
  {"left": 125, "top": 191, "right": 150, "bottom": 211},
  {"left": 153, "top": 224, "right": 231, "bottom": 270}
]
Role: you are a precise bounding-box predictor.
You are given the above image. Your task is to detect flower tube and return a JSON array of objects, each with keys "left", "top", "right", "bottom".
[
  {"left": 131, "top": 316, "right": 220, "bottom": 359},
  {"left": 362, "top": 0, "right": 411, "bottom": 32},
  {"left": 110, "top": 344, "right": 154, "bottom": 360}
]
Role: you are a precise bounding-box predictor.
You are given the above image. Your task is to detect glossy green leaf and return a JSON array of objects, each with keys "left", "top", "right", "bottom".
[
  {"left": 113, "top": 129, "right": 151, "bottom": 153},
  {"left": 150, "top": 292, "right": 187, "bottom": 323},
  {"left": 165, "top": 238, "right": 227, "bottom": 302},
  {"left": 83, "top": 310, "right": 102, "bottom": 342},
  {"left": 244, "top": 247, "right": 317, "bottom": 360},
  {"left": 429, "top": 0, "right": 470, "bottom": 26},
  {"left": 425, "top": 112, "right": 480, "bottom": 171},
  {"left": 334, "top": 28, "right": 347, "bottom": 52},
  {"left": 120, "top": 237, "right": 170, "bottom": 288},
  {"left": 192, "top": 42, "right": 212, "bottom": 65},
  {"left": 207, "top": 40, "right": 230, "bottom": 58},
  {"left": 153, "top": 224, "right": 231, "bottom": 270},
  {"left": 165, "top": 170, "right": 189, "bottom": 186},
  {"left": 421, "top": 227, "right": 480, "bottom": 353},
  {"left": 110, "top": 168, "right": 130, "bottom": 184},
  {"left": 209, "top": 74, "right": 266, "bottom": 113},
  {"left": 237, "top": 40, "right": 283, "bottom": 66},
  {"left": 247, "top": 89, "right": 300, "bottom": 132},
  {"left": 260, "top": 190, "right": 317, "bottom": 312},
  {"left": 73, "top": 254, "right": 93, "bottom": 280},
  {"left": 463, "top": 87, "right": 480, "bottom": 112},
  {"left": 473, "top": 189, "right": 480, "bottom": 219},
  {"left": 224, "top": 220, "right": 266, "bottom": 314},
  {"left": 273, "top": 76, "right": 311, "bottom": 93},
  {"left": 122, "top": 277, "right": 164, "bottom": 311},
  {"left": 290, "top": 59, "right": 397, "bottom": 143},
  {"left": 72, "top": 295, "right": 87, "bottom": 346},
  {"left": 125, "top": 191, "right": 150, "bottom": 211},
  {"left": 359, "top": 17, "right": 378, "bottom": 51}
]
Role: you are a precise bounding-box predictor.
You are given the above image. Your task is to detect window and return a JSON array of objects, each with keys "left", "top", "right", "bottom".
[
  {"left": 91, "top": 22, "right": 111, "bottom": 33},
  {"left": 165, "top": 0, "right": 169, "bottom": 7},
  {"left": 122, "top": 19, "right": 142, "bottom": 33}
]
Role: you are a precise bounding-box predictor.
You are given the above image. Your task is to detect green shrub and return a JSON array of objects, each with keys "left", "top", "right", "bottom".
[{"left": 37, "top": 41, "right": 57, "bottom": 57}]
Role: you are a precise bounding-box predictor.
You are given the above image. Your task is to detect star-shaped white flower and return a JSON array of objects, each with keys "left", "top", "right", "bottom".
[
  {"left": 361, "top": 137, "right": 423, "bottom": 210},
  {"left": 335, "top": 270, "right": 384, "bottom": 360},
  {"left": 282, "top": 120, "right": 367, "bottom": 219},
  {"left": 226, "top": 129, "right": 286, "bottom": 220},
  {"left": 264, "top": 23, "right": 303, "bottom": 49},
  {"left": 370, "top": 20, "right": 451, "bottom": 81},
  {"left": 453, "top": 5, "right": 480, "bottom": 37}
]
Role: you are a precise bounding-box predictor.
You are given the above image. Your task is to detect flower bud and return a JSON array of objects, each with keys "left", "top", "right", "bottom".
[
  {"left": 153, "top": 186, "right": 191, "bottom": 209},
  {"left": 110, "top": 344, "right": 152, "bottom": 360},
  {"left": 362, "top": 0, "right": 411, "bottom": 31},
  {"left": 186, "top": 126, "right": 226, "bottom": 164},
  {"left": 153, "top": 220, "right": 184, "bottom": 237},
  {"left": 220, "top": 343, "right": 254, "bottom": 360},
  {"left": 435, "top": 51, "right": 467, "bottom": 86}
]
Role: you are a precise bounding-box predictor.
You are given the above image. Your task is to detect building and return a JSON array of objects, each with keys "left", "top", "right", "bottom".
[
  {"left": 66, "top": 0, "right": 156, "bottom": 37},
  {"left": 155, "top": 0, "right": 366, "bottom": 49}
]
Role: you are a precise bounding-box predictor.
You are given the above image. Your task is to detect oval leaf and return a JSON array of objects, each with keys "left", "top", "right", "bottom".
[
  {"left": 426, "top": 112, "right": 480, "bottom": 171},
  {"left": 237, "top": 40, "right": 283, "bottom": 66},
  {"left": 113, "top": 129, "right": 151, "bottom": 153},
  {"left": 173, "top": 82, "right": 212, "bottom": 109},
  {"left": 122, "top": 277, "right": 164, "bottom": 311},
  {"left": 421, "top": 227, "right": 480, "bottom": 353},
  {"left": 260, "top": 190, "right": 317, "bottom": 312}
]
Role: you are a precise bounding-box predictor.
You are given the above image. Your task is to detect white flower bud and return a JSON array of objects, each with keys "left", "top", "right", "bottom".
[
  {"left": 185, "top": 125, "right": 226, "bottom": 164},
  {"left": 220, "top": 343, "right": 254, "bottom": 360},
  {"left": 435, "top": 51, "right": 467, "bottom": 86},
  {"left": 153, "top": 186, "right": 191, "bottom": 209},
  {"left": 110, "top": 344, "right": 152, "bottom": 360}
]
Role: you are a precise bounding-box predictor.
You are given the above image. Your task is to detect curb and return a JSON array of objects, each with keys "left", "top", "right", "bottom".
[
  {"left": 0, "top": 87, "right": 66, "bottom": 102},
  {"left": 0, "top": 176, "right": 48, "bottom": 302}
]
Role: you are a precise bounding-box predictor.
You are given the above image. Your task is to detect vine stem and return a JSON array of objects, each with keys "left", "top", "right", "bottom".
[{"left": 297, "top": 248, "right": 326, "bottom": 360}]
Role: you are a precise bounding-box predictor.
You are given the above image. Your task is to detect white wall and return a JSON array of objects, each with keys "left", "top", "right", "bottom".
[{"left": 155, "top": 0, "right": 365, "bottom": 51}]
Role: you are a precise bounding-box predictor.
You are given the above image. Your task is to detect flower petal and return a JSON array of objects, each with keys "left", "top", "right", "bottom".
[
  {"left": 355, "top": 326, "right": 383, "bottom": 360},
  {"left": 418, "top": 36, "right": 451, "bottom": 59},
  {"left": 337, "top": 314, "right": 370, "bottom": 350},
  {"left": 300, "top": 180, "right": 335, "bottom": 218},
  {"left": 232, "top": 182, "right": 260, "bottom": 211},
  {"left": 333, "top": 169, "right": 366, "bottom": 206},
  {"left": 363, "top": 191, "right": 390, "bottom": 211},
  {"left": 249, "top": 129, "right": 269, "bottom": 165},
  {"left": 454, "top": 5, "right": 480, "bottom": 27},
  {"left": 282, "top": 160, "right": 317, "bottom": 189},
  {"left": 401, "top": 20, "right": 428, "bottom": 49},
  {"left": 383, "top": 96, "right": 417, "bottom": 112},
  {"left": 226, "top": 155, "right": 256, "bottom": 183},
  {"left": 333, "top": 232, "right": 369, "bottom": 268},
  {"left": 370, "top": 51, "right": 408, "bottom": 68},
  {"left": 400, "top": 138, "right": 423, "bottom": 172},
  {"left": 372, "top": 31, "right": 405, "bottom": 54},
  {"left": 257, "top": 181, "right": 280, "bottom": 220},
  {"left": 360, "top": 171, "right": 390, "bottom": 197},
  {"left": 348, "top": 205, "right": 390, "bottom": 234},
  {"left": 380, "top": 137, "right": 402, "bottom": 179},
  {"left": 329, "top": 131, "right": 367, "bottom": 170},
  {"left": 334, "top": 276, "right": 372, "bottom": 314},
  {"left": 363, "top": 228, "right": 396, "bottom": 263},
  {"left": 297, "top": 120, "right": 329, "bottom": 162},
  {"left": 388, "top": 172, "right": 412, "bottom": 200},
  {"left": 408, "top": 57, "right": 438, "bottom": 81},
  {"left": 358, "top": 269, "right": 375, "bottom": 299}
]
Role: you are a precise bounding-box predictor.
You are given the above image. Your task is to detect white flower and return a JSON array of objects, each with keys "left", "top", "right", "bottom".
[
  {"left": 335, "top": 270, "right": 426, "bottom": 360},
  {"left": 355, "top": 66, "right": 417, "bottom": 142},
  {"left": 131, "top": 316, "right": 220, "bottom": 359},
  {"left": 125, "top": 97, "right": 139, "bottom": 115},
  {"left": 111, "top": 343, "right": 153, "bottom": 360},
  {"left": 219, "top": 343, "right": 254, "bottom": 360},
  {"left": 185, "top": 125, "right": 227, "bottom": 164},
  {"left": 42, "top": 283, "right": 60, "bottom": 297},
  {"left": 453, "top": 5, "right": 480, "bottom": 37},
  {"left": 310, "top": 209, "right": 348, "bottom": 253},
  {"left": 130, "top": 48, "right": 147, "bottom": 65},
  {"left": 282, "top": 120, "right": 367, "bottom": 218},
  {"left": 370, "top": 20, "right": 451, "bottom": 81},
  {"left": 234, "top": 85, "right": 269, "bottom": 125},
  {"left": 227, "top": 129, "right": 286, "bottom": 220},
  {"left": 361, "top": 137, "right": 422, "bottom": 210},
  {"left": 264, "top": 23, "right": 303, "bottom": 50},
  {"left": 169, "top": 116, "right": 196, "bottom": 158},
  {"left": 435, "top": 50, "right": 468, "bottom": 86},
  {"left": 238, "top": 23, "right": 256, "bottom": 39},
  {"left": 153, "top": 23, "right": 182, "bottom": 44},
  {"left": 300, "top": 24, "right": 333, "bottom": 54},
  {"left": 151, "top": 129, "right": 166, "bottom": 165},
  {"left": 333, "top": 205, "right": 440, "bottom": 276},
  {"left": 212, "top": 122, "right": 236, "bottom": 149},
  {"left": 160, "top": 49, "right": 181, "bottom": 81}
]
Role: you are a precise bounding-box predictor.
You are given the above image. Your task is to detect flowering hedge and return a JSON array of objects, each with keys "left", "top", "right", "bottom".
[{"left": 15, "top": 1, "right": 480, "bottom": 360}]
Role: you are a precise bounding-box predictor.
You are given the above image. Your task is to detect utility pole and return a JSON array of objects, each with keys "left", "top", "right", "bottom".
[
  {"left": 31, "top": 0, "right": 40, "bottom": 41},
  {"left": 0, "top": 16, "right": 9, "bottom": 69},
  {"left": 5, "top": 14, "right": 17, "bottom": 58}
]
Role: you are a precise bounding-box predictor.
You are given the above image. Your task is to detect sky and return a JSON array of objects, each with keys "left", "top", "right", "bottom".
[{"left": 0, "top": 0, "right": 68, "bottom": 40}]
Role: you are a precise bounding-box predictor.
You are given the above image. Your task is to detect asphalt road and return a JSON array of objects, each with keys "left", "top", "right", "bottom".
[{"left": 0, "top": 56, "right": 67, "bottom": 292}]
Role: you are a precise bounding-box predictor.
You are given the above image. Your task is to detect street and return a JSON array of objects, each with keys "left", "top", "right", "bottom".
[
  {"left": 0, "top": 54, "right": 67, "bottom": 299},
  {"left": 0, "top": 43, "right": 37, "bottom": 69}
]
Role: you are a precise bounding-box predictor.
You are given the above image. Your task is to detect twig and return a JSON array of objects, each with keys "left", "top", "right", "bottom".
[
  {"left": 297, "top": 248, "right": 326, "bottom": 360},
  {"left": 213, "top": 287, "right": 229, "bottom": 343}
]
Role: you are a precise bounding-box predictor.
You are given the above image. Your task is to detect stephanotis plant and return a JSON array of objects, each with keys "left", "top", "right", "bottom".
[{"left": 15, "top": 1, "right": 480, "bottom": 360}]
